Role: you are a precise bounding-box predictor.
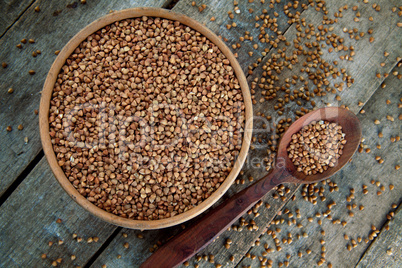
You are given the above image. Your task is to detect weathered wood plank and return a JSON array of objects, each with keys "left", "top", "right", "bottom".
[
  {"left": 356, "top": 205, "right": 402, "bottom": 268},
  {"left": 0, "top": 158, "right": 118, "bottom": 267},
  {"left": 237, "top": 59, "right": 402, "bottom": 268},
  {"left": 0, "top": 0, "right": 170, "bottom": 197},
  {"left": 0, "top": 0, "right": 34, "bottom": 36}
]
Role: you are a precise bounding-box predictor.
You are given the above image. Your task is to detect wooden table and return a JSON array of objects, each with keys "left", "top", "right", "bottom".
[{"left": 0, "top": 0, "right": 400, "bottom": 267}]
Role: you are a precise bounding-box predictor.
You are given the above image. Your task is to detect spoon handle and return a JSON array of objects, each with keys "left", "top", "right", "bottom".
[{"left": 140, "top": 168, "right": 291, "bottom": 268}]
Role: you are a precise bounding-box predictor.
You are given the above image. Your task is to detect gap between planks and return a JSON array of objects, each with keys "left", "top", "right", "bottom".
[
  {"left": 0, "top": 149, "right": 43, "bottom": 208},
  {"left": 0, "top": 0, "right": 37, "bottom": 40},
  {"left": 163, "top": 0, "right": 181, "bottom": 10},
  {"left": 83, "top": 227, "right": 123, "bottom": 268},
  {"left": 354, "top": 200, "right": 402, "bottom": 267}
]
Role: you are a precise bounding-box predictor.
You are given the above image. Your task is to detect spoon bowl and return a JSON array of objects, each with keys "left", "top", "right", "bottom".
[
  {"left": 141, "top": 107, "right": 362, "bottom": 268},
  {"left": 278, "top": 107, "right": 362, "bottom": 184}
]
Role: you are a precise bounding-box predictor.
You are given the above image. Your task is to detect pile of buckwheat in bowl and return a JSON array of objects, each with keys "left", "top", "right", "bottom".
[{"left": 48, "top": 15, "right": 247, "bottom": 221}]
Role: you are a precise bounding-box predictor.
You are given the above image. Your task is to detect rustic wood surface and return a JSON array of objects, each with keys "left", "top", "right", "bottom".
[{"left": 0, "top": 0, "right": 401, "bottom": 267}]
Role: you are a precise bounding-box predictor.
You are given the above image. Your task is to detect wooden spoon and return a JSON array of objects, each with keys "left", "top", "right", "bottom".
[{"left": 140, "top": 107, "right": 361, "bottom": 268}]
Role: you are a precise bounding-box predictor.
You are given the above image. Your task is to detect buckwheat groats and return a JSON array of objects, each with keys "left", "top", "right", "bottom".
[
  {"left": 287, "top": 120, "right": 346, "bottom": 175},
  {"left": 49, "top": 17, "right": 245, "bottom": 220}
]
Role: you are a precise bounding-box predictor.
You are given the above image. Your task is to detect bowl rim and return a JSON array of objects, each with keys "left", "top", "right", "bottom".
[{"left": 39, "top": 7, "right": 253, "bottom": 230}]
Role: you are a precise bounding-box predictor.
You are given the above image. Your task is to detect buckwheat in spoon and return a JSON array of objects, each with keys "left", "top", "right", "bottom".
[{"left": 141, "top": 107, "right": 361, "bottom": 268}]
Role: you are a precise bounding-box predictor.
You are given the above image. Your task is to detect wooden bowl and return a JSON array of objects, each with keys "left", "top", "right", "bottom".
[{"left": 39, "top": 8, "right": 253, "bottom": 230}]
